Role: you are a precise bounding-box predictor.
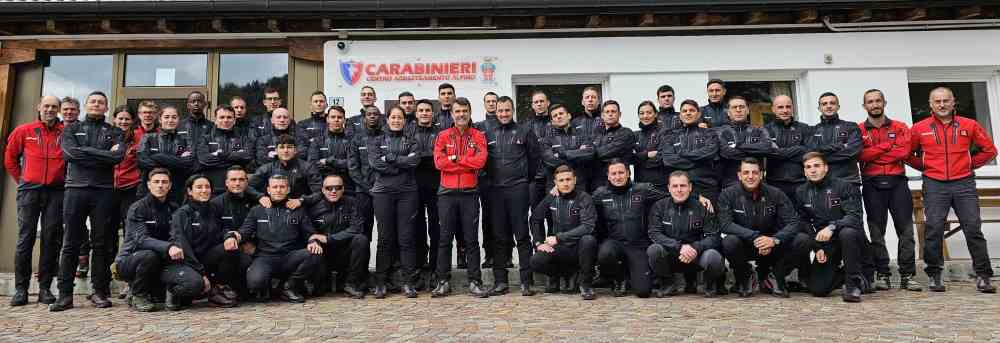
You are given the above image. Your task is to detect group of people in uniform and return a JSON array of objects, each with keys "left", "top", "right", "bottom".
[{"left": 6, "top": 78, "right": 996, "bottom": 312}]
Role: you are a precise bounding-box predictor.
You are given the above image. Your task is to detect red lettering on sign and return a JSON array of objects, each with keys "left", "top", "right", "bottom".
[{"left": 390, "top": 64, "right": 400, "bottom": 75}]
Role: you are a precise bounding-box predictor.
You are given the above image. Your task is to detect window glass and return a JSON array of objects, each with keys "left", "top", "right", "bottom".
[
  {"left": 514, "top": 84, "right": 602, "bottom": 123},
  {"left": 725, "top": 81, "right": 795, "bottom": 126},
  {"left": 42, "top": 55, "right": 114, "bottom": 121},
  {"left": 217, "top": 53, "right": 289, "bottom": 117},
  {"left": 125, "top": 53, "right": 208, "bottom": 87}
]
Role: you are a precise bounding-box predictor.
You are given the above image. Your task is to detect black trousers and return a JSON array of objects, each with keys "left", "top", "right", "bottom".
[
  {"left": 318, "top": 233, "right": 370, "bottom": 287},
  {"left": 80, "top": 187, "right": 136, "bottom": 258},
  {"left": 647, "top": 243, "right": 725, "bottom": 281},
  {"left": 355, "top": 192, "right": 375, "bottom": 241},
  {"left": 807, "top": 227, "right": 870, "bottom": 297},
  {"left": 246, "top": 249, "right": 323, "bottom": 291},
  {"left": 14, "top": 188, "right": 64, "bottom": 290},
  {"left": 721, "top": 234, "right": 808, "bottom": 282},
  {"left": 58, "top": 187, "right": 117, "bottom": 295},
  {"left": 922, "top": 177, "right": 993, "bottom": 277},
  {"left": 530, "top": 235, "right": 598, "bottom": 284},
  {"left": 436, "top": 193, "right": 482, "bottom": 284},
  {"left": 372, "top": 191, "right": 419, "bottom": 284},
  {"left": 488, "top": 184, "right": 533, "bottom": 285},
  {"left": 197, "top": 243, "right": 243, "bottom": 287},
  {"left": 161, "top": 263, "right": 210, "bottom": 299},
  {"left": 118, "top": 250, "right": 166, "bottom": 297},
  {"left": 415, "top": 184, "right": 440, "bottom": 270},
  {"left": 862, "top": 175, "right": 916, "bottom": 276},
  {"left": 597, "top": 239, "right": 652, "bottom": 298}
]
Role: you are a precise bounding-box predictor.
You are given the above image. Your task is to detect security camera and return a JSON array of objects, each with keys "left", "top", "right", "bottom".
[{"left": 337, "top": 41, "right": 348, "bottom": 53}]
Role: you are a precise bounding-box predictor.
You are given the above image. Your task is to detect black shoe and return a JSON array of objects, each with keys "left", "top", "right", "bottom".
[
  {"left": 861, "top": 276, "right": 876, "bottom": 294},
  {"left": 209, "top": 286, "right": 238, "bottom": 308},
  {"left": 899, "top": 274, "right": 923, "bottom": 292},
  {"left": 280, "top": 281, "right": 305, "bottom": 303},
  {"left": 373, "top": 284, "right": 387, "bottom": 299},
  {"left": 344, "top": 283, "right": 366, "bottom": 299},
  {"left": 772, "top": 279, "right": 790, "bottom": 298},
  {"left": 88, "top": 292, "right": 112, "bottom": 308},
  {"left": 10, "top": 289, "right": 28, "bottom": 306},
  {"left": 403, "top": 284, "right": 418, "bottom": 298},
  {"left": 653, "top": 277, "right": 680, "bottom": 298},
  {"left": 520, "top": 284, "right": 536, "bottom": 297},
  {"left": 37, "top": 288, "right": 56, "bottom": 305},
  {"left": 48, "top": 295, "right": 73, "bottom": 312},
  {"left": 561, "top": 274, "right": 578, "bottom": 294},
  {"left": 683, "top": 273, "right": 699, "bottom": 294},
  {"left": 544, "top": 277, "right": 560, "bottom": 293},
  {"left": 976, "top": 275, "right": 996, "bottom": 294},
  {"left": 431, "top": 280, "right": 451, "bottom": 298},
  {"left": 737, "top": 272, "right": 754, "bottom": 298},
  {"left": 456, "top": 248, "right": 468, "bottom": 269},
  {"left": 580, "top": 284, "right": 595, "bottom": 300},
  {"left": 469, "top": 281, "right": 489, "bottom": 298},
  {"left": 219, "top": 284, "right": 239, "bottom": 300},
  {"left": 715, "top": 273, "right": 729, "bottom": 296},
  {"left": 612, "top": 281, "right": 628, "bottom": 297},
  {"left": 703, "top": 279, "right": 719, "bottom": 298},
  {"left": 875, "top": 273, "right": 892, "bottom": 291},
  {"left": 928, "top": 274, "right": 946, "bottom": 292},
  {"left": 489, "top": 283, "right": 509, "bottom": 296},
  {"left": 165, "top": 290, "right": 183, "bottom": 311},
  {"left": 481, "top": 257, "right": 494, "bottom": 269},
  {"left": 130, "top": 293, "right": 157, "bottom": 312},
  {"left": 842, "top": 285, "right": 862, "bottom": 303}
]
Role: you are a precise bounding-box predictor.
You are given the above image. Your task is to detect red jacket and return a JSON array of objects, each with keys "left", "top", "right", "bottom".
[
  {"left": 114, "top": 126, "right": 153, "bottom": 189},
  {"left": 857, "top": 118, "right": 911, "bottom": 177},
  {"left": 4, "top": 119, "right": 65, "bottom": 190},
  {"left": 907, "top": 115, "right": 998, "bottom": 181},
  {"left": 433, "top": 126, "right": 487, "bottom": 191}
]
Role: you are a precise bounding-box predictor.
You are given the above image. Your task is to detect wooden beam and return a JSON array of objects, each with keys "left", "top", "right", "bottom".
[
  {"left": 534, "top": 16, "right": 546, "bottom": 29},
  {"left": 849, "top": 9, "right": 872, "bottom": 23},
  {"left": 288, "top": 38, "right": 325, "bottom": 62},
  {"left": 322, "top": 18, "right": 333, "bottom": 31},
  {"left": 482, "top": 16, "right": 493, "bottom": 27},
  {"left": 3, "top": 38, "right": 289, "bottom": 51},
  {"left": 212, "top": 18, "right": 227, "bottom": 33},
  {"left": 375, "top": 19, "right": 385, "bottom": 30},
  {"left": 267, "top": 19, "right": 281, "bottom": 33},
  {"left": 796, "top": 9, "right": 819, "bottom": 23},
  {"left": 430, "top": 17, "right": 439, "bottom": 28},
  {"left": 0, "top": 48, "right": 37, "bottom": 65},
  {"left": 586, "top": 15, "right": 601, "bottom": 28},
  {"left": 0, "top": 64, "right": 15, "bottom": 143},
  {"left": 745, "top": 11, "right": 767, "bottom": 25},
  {"left": 639, "top": 13, "right": 655, "bottom": 27},
  {"left": 691, "top": 12, "right": 722, "bottom": 26},
  {"left": 156, "top": 18, "right": 174, "bottom": 34},
  {"left": 957, "top": 6, "right": 983, "bottom": 20},
  {"left": 900, "top": 8, "right": 927, "bottom": 21},
  {"left": 45, "top": 19, "right": 64, "bottom": 34},
  {"left": 99, "top": 19, "right": 120, "bottom": 34}
]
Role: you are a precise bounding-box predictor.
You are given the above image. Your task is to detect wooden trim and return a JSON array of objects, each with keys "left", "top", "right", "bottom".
[
  {"left": 288, "top": 38, "right": 325, "bottom": 62},
  {"left": 2, "top": 39, "right": 290, "bottom": 51},
  {"left": 0, "top": 48, "right": 37, "bottom": 65}
]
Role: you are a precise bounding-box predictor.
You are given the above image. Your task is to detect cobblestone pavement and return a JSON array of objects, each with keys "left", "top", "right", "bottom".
[{"left": 1, "top": 281, "right": 998, "bottom": 342}]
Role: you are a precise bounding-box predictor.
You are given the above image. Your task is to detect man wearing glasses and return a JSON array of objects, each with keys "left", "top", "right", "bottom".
[{"left": 304, "top": 174, "right": 370, "bottom": 299}]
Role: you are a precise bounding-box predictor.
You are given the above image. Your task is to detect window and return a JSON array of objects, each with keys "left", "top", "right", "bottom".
[
  {"left": 125, "top": 53, "right": 208, "bottom": 87},
  {"left": 217, "top": 53, "right": 288, "bottom": 116},
  {"left": 909, "top": 82, "right": 993, "bottom": 138},
  {"left": 42, "top": 54, "right": 114, "bottom": 121},
  {"left": 514, "top": 84, "right": 602, "bottom": 123},
  {"left": 725, "top": 81, "right": 795, "bottom": 126}
]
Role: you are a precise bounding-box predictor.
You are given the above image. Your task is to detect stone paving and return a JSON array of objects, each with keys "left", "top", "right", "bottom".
[{"left": 1, "top": 280, "right": 998, "bottom": 342}]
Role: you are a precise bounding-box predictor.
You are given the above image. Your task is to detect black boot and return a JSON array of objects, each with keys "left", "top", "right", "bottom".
[
  {"left": 373, "top": 284, "right": 388, "bottom": 299},
  {"left": 37, "top": 287, "right": 56, "bottom": 305},
  {"left": 88, "top": 291, "right": 112, "bottom": 308},
  {"left": 10, "top": 289, "right": 28, "bottom": 306},
  {"left": 842, "top": 277, "right": 863, "bottom": 303},
  {"left": 344, "top": 283, "right": 366, "bottom": 299},
  {"left": 612, "top": 280, "right": 628, "bottom": 297},
  {"left": 48, "top": 294, "right": 73, "bottom": 312},
  {"left": 928, "top": 273, "right": 946, "bottom": 292},
  {"left": 280, "top": 280, "right": 305, "bottom": 303},
  {"left": 403, "top": 284, "right": 418, "bottom": 298},
  {"left": 165, "top": 289, "right": 183, "bottom": 311},
  {"left": 737, "top": 271, "right": 754, "bottom": 298},
  {"left": 976, "top": 275, "right": 996, "bottom": 294},
  {"left": 683, "top": 273, "right": 699, "bottom": 294},
  {"left": 772, "top": 278, "right": 790, "bottom": 298},
  {"left": 520, "top": 283, "right": 536, "bottom": 297},
  {"left": 580, "top": 282, "right": 596, "bottom": 300},
  {"left": 653, "top": 276, "right": 679, "bottom": 298},
  {"left": 431, "top": 280, "right": 451, "bottom": 298},
  {"left": 489, "top": 282, "right": 509, "bottom": 296},
  {"left": 468, "top": 281, "right": 489, "bottom": 298},
  {"left": 703, "top": 278, "right": 719, "bottom": 298},
  {"left": 544, "top": 277, "right": 560, "bottom": 293}
]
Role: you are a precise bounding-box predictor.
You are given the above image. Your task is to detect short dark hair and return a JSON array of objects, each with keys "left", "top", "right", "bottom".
[
  {"left": 497, "top": 96, "right": 514, "bottom": 106},
  {"left": 530, "top": 89, "right": 547, "bottom": 99},
  {"left": 819, "top": 92, "right": 838, "bottom": 100},
  {"left": 554, "top": 165, "right": 575, "bottom": 176},
  {"left": 214, "top": 106, "right": 234, "bottom": 117},
  {"left": 327, "top": 105, "right": 346, "bottom": 116},
  {"left": 453, "top": 97, "right": 472, "bottom": 111},
  {"left": 185, "top": 174, "right": 211, "bottom": 191},
  {"left": 707, "top": 79, "right": 725, "bottom": 88},
  {"left": 275, "top": 134, "right": 296, "bottom": 147},
  {"left": 668, "top": 170, "right": 691, "bottom": 184},
  {"left": 438, "top": 83, "right": 455, "bottom": 92},
  {"left": 601, "top": 100, "right": 620, "bottom": 113},
  {"left": 415, "top": 99, "right": 434, "bottom": 109},
  {"left": 637, "top": 100, "right": 657, "bottom": 115},
  {"left": 657, "top": 85, "right": 675, "bottom": 95},
  {"left": 727, "top": 96, "right": 748, "bottom": 107},
  {"left": 548, "top": 103, "right": 568, "bottom": 115},
  {"left": 582, "top": 86, "right": 600, "bottom": 96},
  {"left": 398, "top": 91, "right": 414, "bottom": 99},
  {"left": 148, "top": 167, "right": 172, "bottom": 179},
  {"left": 311, "top": 90, "right": 326, "bottom": 98},
  {"left": 802, "top": 151, "right": 826, "bottom": 165},
  {"left": 226, "top": 165, "right": 247, "bottom": 175},
  {"left": 863, "top": 89, "right": 885, "bottom": 102},
  {"left": 268, "top": 174, "right": 290, "bottom": 186},
  {"left": 361, "top": 85, "right": 376, "bottom": 95},
  {"left": 87, "top": 91, "right": 108, "bottom": 103},
  {"left": 264, "top": 87, "right": 280, "bottom": 95},
  {"left": 679, "top": 99, "right": 700, "bottom": 111},
  {"left": 739, "top": 157, "right": 762, "bottom": 171},
  {"left": 607, "top": 158, "right": 629, "bottom": 173},
  {"left": 61, "top": 96, "right": 80, "bottom": 107},
  {"left": 483, "top": 92, "right": 498, "bottom": 101}
]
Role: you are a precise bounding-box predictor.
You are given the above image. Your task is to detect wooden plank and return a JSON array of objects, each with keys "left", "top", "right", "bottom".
[
  {"left": 288, "top": 38, "right": 325, "bottom": 63},
  {"left": 0, "top": 48, "right": 36, "bottom": 65},
  {"left": 796, "top": 9, "right": 819, "bottom": 24},
  {"left": 0, "top": 64, "right": 14, "bottom": 139},
  {"left": 156, "top": 18, "right": 174, "bottom": 34},
  {"left": 100, "top": 19, "right": 120, "bottom": 34},
  {"left": 3, "top": 38, "right": 290, "bottom": 51}
]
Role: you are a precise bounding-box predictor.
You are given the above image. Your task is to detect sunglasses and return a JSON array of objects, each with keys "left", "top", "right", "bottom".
[{"left": 323, "top": 185, "right": 345, "bottom": 191}]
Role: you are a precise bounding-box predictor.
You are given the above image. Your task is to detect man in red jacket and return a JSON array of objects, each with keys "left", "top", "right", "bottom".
[
  {"left": 856, "top": 89, "right": 921, "bottom": 292},
  {"left": 4, "top": 96, "right": 66, "bottom": 306},
  {"left": 430, "top": 97, "right": 489, "bottom": 298},
  {"left": 908, "top": 86, "right": 997, "bottom": 293}
]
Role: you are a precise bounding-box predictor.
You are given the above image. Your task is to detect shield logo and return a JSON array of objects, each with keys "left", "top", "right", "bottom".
[{"left": 339, "top": 60, "right": 364, "bottom": 86}]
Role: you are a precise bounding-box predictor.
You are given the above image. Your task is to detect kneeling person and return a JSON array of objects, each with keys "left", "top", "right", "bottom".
[
  {"left": 304, "top": 174, "right": 370, "bottom": 299},
  {"left": 719, "top": 157, "right": 808, "bottom": 298},
  {"left": 238, "top": 175, "right": 325, "bottom": 303},
  {"left": 114, "top": 168, "right": 182, "bottom": 312},
  {"left": 647, "top": 171, "right": 725, "bottom": 297},
  {"left": 529, "top": 165, "right": 599, "bottom": 300}
]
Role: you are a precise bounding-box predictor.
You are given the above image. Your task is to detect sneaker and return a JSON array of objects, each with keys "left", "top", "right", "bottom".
[
  {"left": 976, "top": 275, "right": 996, "bottom": 294},
  {"left": 131, "top": 294, "right": 157, "bottom": 312},
  {"left": 430, "top": 280, "right": 451, "bottom": 298},
  {"left": 928, "top": 273, "right": 946, "bottom": 292},
  {"left": 468, "top": 281, "right": 489, "bottom": 298},
  {"left": 899, "top": 274, "right": 923, "bottom": 292},
  {"left": 9, "top": 289, "right": 27, "bottom": 306}
]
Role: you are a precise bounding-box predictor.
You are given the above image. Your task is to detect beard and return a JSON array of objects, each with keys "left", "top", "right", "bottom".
[{"left": 868, "top": 109, "right": 884, "bottom": 118}]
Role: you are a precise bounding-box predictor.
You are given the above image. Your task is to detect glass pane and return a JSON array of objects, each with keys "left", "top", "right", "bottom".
[
  {"left": 909, "top": 82, "right": 995, "bottom": 164},
  {"left": 125, "top": 98, "right": 188, "bottom": 118},
  {"left": 42, "top": 55, "right": 114, "bottom": 121},
  {"left": 125, "top": 54, "right": 208, "bottom": 87},
  {"left": 726, "top": 81, "right": 795, "bottom": 126},
  {"left": 514, "top": 84, "right": 602, "bottom": 123},
  {"left": 217, "top": 53, "right": 289, "bottom": 117}
]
